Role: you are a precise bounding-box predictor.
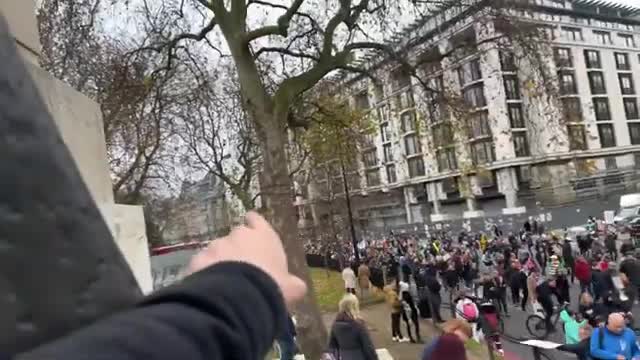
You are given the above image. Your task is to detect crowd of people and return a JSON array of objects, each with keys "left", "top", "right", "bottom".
[{"left": 309, "top": 216, "right": 640, "bottom": 360}]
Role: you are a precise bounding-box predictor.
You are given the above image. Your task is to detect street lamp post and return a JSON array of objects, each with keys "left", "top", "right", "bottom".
[{"left": 340, "top": 158, "right": 360, "bottom": 266}]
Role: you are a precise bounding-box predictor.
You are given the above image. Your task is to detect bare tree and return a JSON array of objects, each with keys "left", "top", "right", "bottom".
[
  {"left": 38, "top": 0, "right": 192, "bottom": 204},
  {"left": 178, "top": 60, "right": 262, "bottom": 211}
]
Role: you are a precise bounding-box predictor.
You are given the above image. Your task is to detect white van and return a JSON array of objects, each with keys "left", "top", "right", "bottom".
[{"left": 614, "top": 193, "right": 640, "bottom": 224}]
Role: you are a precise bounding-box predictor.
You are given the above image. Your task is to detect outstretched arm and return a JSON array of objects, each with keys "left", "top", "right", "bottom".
[{"left": 18, "top": 262, "right": 286, "bottom": 360}]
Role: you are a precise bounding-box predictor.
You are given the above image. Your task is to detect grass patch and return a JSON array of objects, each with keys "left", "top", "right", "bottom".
[{"left": 310, "top": 267, "right": 385, "bottom": 312}]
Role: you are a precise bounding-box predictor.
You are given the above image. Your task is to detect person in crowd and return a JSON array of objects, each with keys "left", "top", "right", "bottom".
[
  {"left": 559, "top": 307, "right": 587, "bottom": 345},
  {"left": 524, "top": 220, "right": 532, "bottom": 233},
  {"left": 575, "top": 256, "right": 592, "bottom": 295},
  {"left": 557, "top": 324, "right": 593, "bottom": 360},
  {"left": 605, "top": 232, "right": 618, "bottom": 261},
  {"left": 383, "top": 281, "right": 406, "bottom": 343},
  {"left": 579, "top": 292, "right": 607, "bottom": 328},
  {"left": 424, "top": 268, "right": 444, "bottom": 323},
  {"left": 422, "top": 319, "right": 471, "bottom": 360},
  {"left": 399, "top": 280, "right": 422, "bottom": 343},
  {"left": 556, "top": 270, "right": 571, "bottom": 304},
  {"left": 536, "top": 278, "right": 558, "bottom": 332},
  {"left": 590, "top": 313, "right": 640, "bottom": 360},
  {"left": 421, "top": 332, "right": 467, "bottom": 360},
  {"left": 19, "top": 211, "right": 308, "bottom": 360},
  {"left": 619, "top": 250, "right": 640, "bottom": 295},
  {"left": 509, "top": 261, "right": 522, "bottom": 305},
  {"left": 563, "top": 238, "right": 575, "bottom": 283},
  {"left": 278, "top": 315, "right": 298, "bottom": 360},
  {"left": 328, "top": 294, "right": 379, "bottom": 360},
  {"left": 343, "top": 265, "right": 357, "bottom": 295},
  {"left": 358, "top": 261, "right": 371, "bottom": 298},
  {"left": 591, "top": 259, "right": 615, "bottom": 302},
  {"left": 619, "top": 240, "right": 635, "bottom": 259}
]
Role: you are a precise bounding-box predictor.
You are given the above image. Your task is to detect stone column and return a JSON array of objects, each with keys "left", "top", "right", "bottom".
[
  {"left": 463, "top": 176, "right": 485, "bottom": 218},
  {"left": 497, "top": 167, "right": 526, "bottom": 215},
  {"left": 427, "top": 181, "right": 450, "bottom": 222},
  {"left": 403, "top": 186, "right": 414, "bottom": 224}
]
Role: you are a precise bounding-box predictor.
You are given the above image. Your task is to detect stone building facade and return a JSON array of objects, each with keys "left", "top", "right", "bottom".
[{"left": 296, "top": 0, "right": 640, "bottom": 232}]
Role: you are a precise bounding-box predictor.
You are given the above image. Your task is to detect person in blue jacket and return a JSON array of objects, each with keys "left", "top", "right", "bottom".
[{"left": 590, "top": 313, "right": 640, "bottom": 360}]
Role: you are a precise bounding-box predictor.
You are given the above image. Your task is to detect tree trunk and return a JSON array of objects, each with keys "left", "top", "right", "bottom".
[{"left": 256, "top": 112, "right": 328, "bottom": 359}]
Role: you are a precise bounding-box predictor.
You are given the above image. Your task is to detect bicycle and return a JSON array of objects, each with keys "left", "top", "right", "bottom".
[{"left": 526, "top": 303, "right": 568, "bottom": 339}]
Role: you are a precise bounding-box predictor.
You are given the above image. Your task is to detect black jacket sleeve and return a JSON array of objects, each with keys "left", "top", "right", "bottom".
[{"left": 17, "top": 262, "right": 287, "bottom": 360}]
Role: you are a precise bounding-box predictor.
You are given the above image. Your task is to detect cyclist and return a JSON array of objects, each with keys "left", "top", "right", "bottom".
[{"left": 535, "top": 278, "right": 558, "bottom": 332}]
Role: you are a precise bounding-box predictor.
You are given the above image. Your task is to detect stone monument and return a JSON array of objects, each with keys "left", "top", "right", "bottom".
[{"left": 0, "top": 1, "right": 152, "bottom": 291}]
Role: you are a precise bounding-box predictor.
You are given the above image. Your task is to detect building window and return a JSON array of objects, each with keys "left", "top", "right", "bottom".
[
  {"left": 615, "top": 52, "right": 630, "bottom": 70},
  {"left": 561, "top": 97, "right": 582, "bottom": 123},
  {"left": 471, "top": 139, "right": 495, "bottom": 165},
  {"left": 407, "top": 157, "right": 425, "bottom": 178},
  {"left": 391, "top": 68, "right": 411, "bottom": 91},
  {"left": 362, "top": 149, "right": 378, "bottom": 167},
  {"left": 513, "top": 131, "right": 530, "bottom": 157},
  {"left": 629, "top": 123, "right": 640, "bottom": 145},
  {"left": 432, "top": 122, "right": 453, "bottom": 148},
  {"left": 593, "top": 97, "right": 611, "bottom": 120},
  {"left": 619, "top": 73, "right": 635, "bottom": 95},
  {"left": 619, "top": 34, "right": 636, "bottom": 48},
  {"left": 386, "top": 164, "right": 397, "bottom": 183},
  {"left": 463, "top": 84, "right": 486, "bottom": 108},
  {"left": 568, "top": 125, "right": 587, "bottom": 150},
  {"left": 354, "top": 92, "right": 369, "bottom": 110},
  {"left": 458, "top": 59, "right": 482, "bottom": 87},
  {"left": 504, "top": 75, "right": 521, "bottom": 100},
  {"left": 588, "top": 71, "right": 606, "bottom": 94},
  {"left": 467, "top": 111, "right": 491, "bottom": 138},
  {"left": 605, "top": 156, "right": 617, "bottom": 170},
  {"left": 508, "top": 103, "right": 525, "bottom": 128},
  {"left": 380, "top": 123, "right": 391, "bottom": 142},
  {"left": 559, "top": 71, "right": 578, "bottom": 94},
  {"left": 584, "top": 50, "right": 601, "bottom": 68},
  {"left": 365, "top": 169, "right": 381, "bottom": 187},
  {"left": 400, "top": 111, "right": 416, "bottom": 133},
  {"left": 593, "top": 30, "right": 612, "bottom": 45},
  {"left": 624, "top": 98, "right": 640, "bottom": 120},
  {"left": 562, "top": 27, "right": 583, "bottom": 41},
  {"left": 383, "top": 143, "right": 393, "bottom": 162},
  {"left": 598, "top": 123, "right": 616, "bottom": 148},
  {"left": 500, "top": 51, "right": 516, "bottom": 72},
  {"left": 404, "top": 134, "right": 421, "bottom": 155},
  {"left": 395, "top": 90, "right": 415, "bottom": 110},
  {"left": 374, "top": 83, "right": 384, "bottom": 102},
  {"left": 437, "top": 148, "right": 457, "bottom": 172},
  {"left": 554, "top": 47, "right": 573, "bottom": 67}
]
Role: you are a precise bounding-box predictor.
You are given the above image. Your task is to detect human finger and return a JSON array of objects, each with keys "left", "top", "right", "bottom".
[
  {"left": 245, "top": 211, "right": 276, "bottom": 236},
  {"left": 280, "top": 274, "right": 307, "bottom": 304}
]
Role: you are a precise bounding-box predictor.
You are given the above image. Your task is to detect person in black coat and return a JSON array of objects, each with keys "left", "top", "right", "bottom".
[
  {"left": 591, "top": 265, "right": 615, "bottom": 303},
  {"left": 562, "top": 240, "right": 575, "bottom": 283},
  {"left": 18, "top": 212, "right": 308, "bottom": 360},
  {"left": 425, "top": 272, "right": 443, "bottom": 323},
  {"left": 328, "top": 295, "right": 378, "bottom": 360}
]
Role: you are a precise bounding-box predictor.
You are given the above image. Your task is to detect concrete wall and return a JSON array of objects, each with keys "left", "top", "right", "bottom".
[
  {"left": 28, "top": 64, "right": 115, "bottom": 205},
  {"left": 101, "top": 205, "right": 153, "bottom": 293},
  {"left": 0, "top": 0, "right": 40, "bottom": 65},
  {"left": 1, "top": 0, "right": 152, "bottom": 292}
]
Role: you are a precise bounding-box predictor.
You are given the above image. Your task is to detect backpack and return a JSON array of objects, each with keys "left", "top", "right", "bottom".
[{"left": 462, "top": 301, "right": 478, "bottom": 320}]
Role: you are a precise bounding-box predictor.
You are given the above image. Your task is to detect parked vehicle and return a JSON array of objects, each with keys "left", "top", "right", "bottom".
[{"left": 614, "top": 194, "right": 640, "bottom": 225}]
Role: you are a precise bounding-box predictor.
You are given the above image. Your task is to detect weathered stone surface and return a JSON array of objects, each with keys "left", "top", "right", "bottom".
[{"left": 0, "top": 16, "right": 141, "bottom": 354}]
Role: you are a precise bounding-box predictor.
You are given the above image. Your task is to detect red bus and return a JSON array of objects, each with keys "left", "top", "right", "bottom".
[{"left": 150, "top": 241, "right": 209, "bottom": 256}]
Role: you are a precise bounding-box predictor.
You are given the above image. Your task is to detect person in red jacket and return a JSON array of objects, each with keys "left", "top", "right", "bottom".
[{"left": 574, "top": 256, "right": 592, "bottom": 294}]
